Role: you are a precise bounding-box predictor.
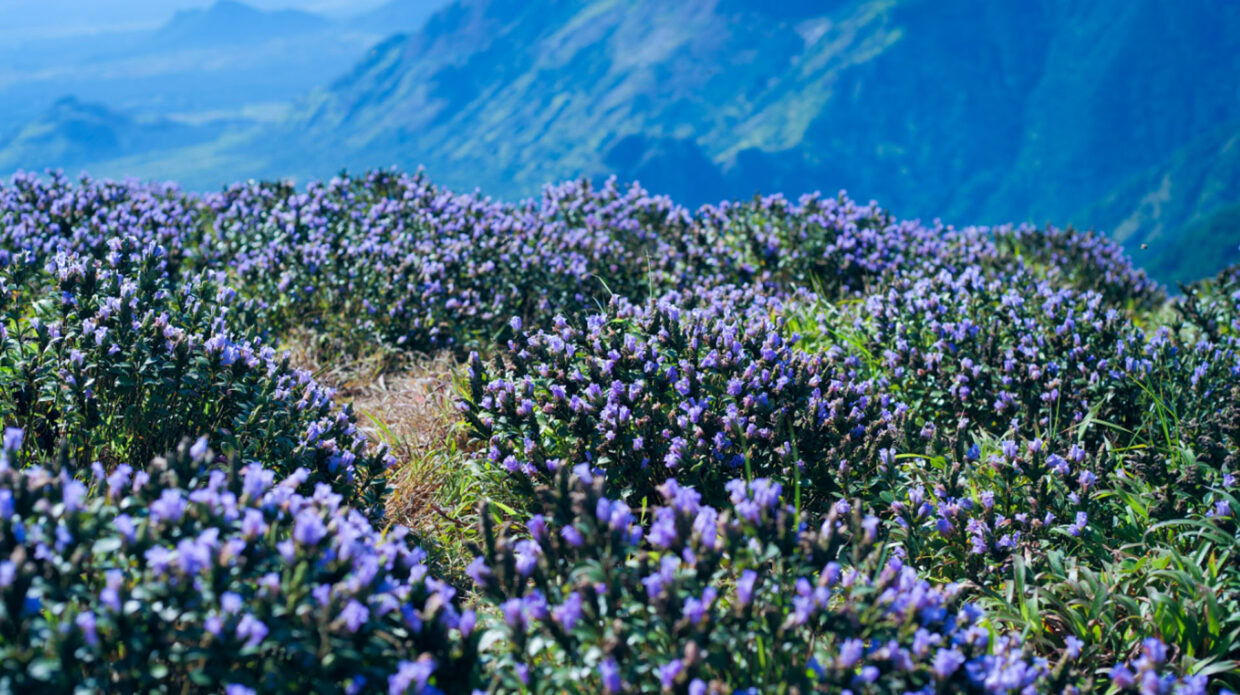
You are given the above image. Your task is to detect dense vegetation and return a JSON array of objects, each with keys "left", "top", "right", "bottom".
[{"left": 0, "top": 169, "right": 1237, "bottom": 693}]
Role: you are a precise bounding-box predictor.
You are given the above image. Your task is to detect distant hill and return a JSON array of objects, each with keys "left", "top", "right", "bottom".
[
  {"left": 147, "top": 0, "right": 332, "bottom": 50},
  {"left": 0, "top": 97, "right": 228, "bottom": 174},
  {"left": 0, "top": 0, "right": 441, "bottom": 136}
]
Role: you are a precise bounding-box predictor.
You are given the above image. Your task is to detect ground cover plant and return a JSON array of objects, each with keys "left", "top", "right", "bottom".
[{"left": 0, "top": 169, "right": 1237, "bottom": 692}]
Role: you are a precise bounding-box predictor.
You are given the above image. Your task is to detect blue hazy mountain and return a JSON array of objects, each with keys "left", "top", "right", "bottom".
[
  {"left": 2, "top": 0, "right": 1237, "bottom": 282},
  {"left": 348, "top": 0, "right": 452, "bottom": 35},
  {"left": 0, "top": 97, "right": 238, "bottom": 175},
  {"left": 145, "top": 1, "right": 332, "bottom": 50},
  {"left": 0, "top": 0, "right": 447, "bottom": 135}
]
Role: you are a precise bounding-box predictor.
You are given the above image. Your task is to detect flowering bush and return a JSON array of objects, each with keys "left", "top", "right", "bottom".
[
  {"left": 203, "top": 173, "right": 709, "bottom": 352},
  {"left": 991, "top": 224, "right": 1165, "bottom": 310},
  {"left": 0, "top": 238, "right": 390, "bottom": 514},
  {"left": 693, "top": 193, "right": 1160, "bottom": 306},
  {"left": 0, "top": 169, "right": 1233, "bottom": 692},
  {"left": 0, "top": 171, "right": 206, "bottom": 274},
  {"left": 846, "top": 269, "right": 1143, "bottom": 441},
  {"left": 467, "top": 468, "right": 1210, "bottom": 693},
  {"left": 0, "top": 433, "right": 479, "bottom": 693},
  {"left": 461, "top": 292, "right": 909, "bottom": 510}
]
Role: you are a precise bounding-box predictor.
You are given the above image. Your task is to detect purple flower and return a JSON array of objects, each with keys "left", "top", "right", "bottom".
[
  {"left": 1068, "top": 511, "right": 1088, "bottom": 537},
  {"left": 502, "top": 598, "right": 526, "bottom": 630},
  {"left": 854, "top": 665, "right": 879, "bottom": 684},
  {"left": 241, "top": 509, "right": 267, "bottom": 539},
  {"left": 659, "top": 659, "right": 683, "bottom": 689},
  {"left": 190, "top": 436, "right": 209, "bottom": 461},
  {"left": 513, "top": 539, "right": 541, "bottom": 577},
  {"left": 313, "top": 583, "right": 331, "bottom": 607},
  {"left": 235, "top": 614, "right": 268, "bottom": 648},
  {"left": 599, "top": 657, "right": 622, "bottom": 694},
  {"left": 466, "top": 556, "right": 492, "bottom": 586},
  {"left": 62, "top": 478, "right": 87, "bottom": 513},
  {"left": 75, "top": 611, "right": 98, "bottom": 646},
  {"left": 389, "top": 658, "right": 436, "bottom": 695},
  {"left": 1142, "top": 637, "right": 1166, "bottom": 666},
  {"left": 3, "top": 427, "right": 23, "bottom": 453},
  {"left": 553, "top": 591, "right": 583, "bottom": 631},
  {"left": 979, "top": 490, "right": 995, "bottom": 509},
  {"left": 205, "top": 614, "right": 223, "bottom": 635},
  {"left": 458, "top": 609, "right": 477, "bottom": 637},
  {"left": 1111, "top": 665, "right": 1135, "bottom": 689},
  {"left": 106, "top": 464, "right": 133, "bottom": 499},
  {"left": 649, "top": 510, "right": 678, "bottom": 548},
  {"left": 292, "top": 509, "right": 327, "bottom": 546},
  {"left": 242, "top": 465, "right": 273, "bottom": 500},
  {"left": 932, "top": 647, "right": 965, "bottom": 678},
  {"left": 527, "top": 514, "right": 547, "bottom": 541},
  {"left": 99, "top": 569, "right": 123, "bottom": 612},
  {"left": 340, "top": 599, "right": 370, "bottom": 633},
  {"left": 150, "top": 489, "right": 186, "bottom": 525},
  {"left": 1078, "top": 469, "right": 1097, "bottom": 489},
  {"left": 911, "top": 628, "right": 938, "bottom": 658},
  {"left": 838, "top": 638, "right": 864, "bottom": 669},
  {"left": 1001, "top": 440, "right": 1018, "bottom": 460},
  {"left": 861, "top": 515, "right": 880, "bottom": 542},
  {"left": 736, "top": 569, "right": 758, "bottom": 606},
  {"left": 682, "top": 587, "right": 716, "bottom": 625},
  {"left": 561, "top": 525, "right": 584, "bottom": 547},
  {"left": 145, "top": 546, "right": 174, "bottom": 576},
  {"left": 221, "top": 592, "right": 243, "bottom": 615}
]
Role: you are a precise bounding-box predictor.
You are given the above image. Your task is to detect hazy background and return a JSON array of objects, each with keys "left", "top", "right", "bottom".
[{"left": 1, "top": 0, "right": 1238, "bottom": 285}]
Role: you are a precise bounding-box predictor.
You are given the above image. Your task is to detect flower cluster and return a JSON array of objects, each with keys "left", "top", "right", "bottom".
[
  {"left": 0, "top": 433, "right": 479, "bottom": 693},
  {"left": 991, "top": 224, "right": 1164, "bottom": 310},
  {"left": 467, "top": 469, "right": 1208, "bottom": 693},
  {"left": 462, "top": 291, "right": 910, "bottom": 509},
  {"left": 202, "top": 173, "right": 710, "bottom": 352},
  {"left": 0, "top": 169, "right": 1233, "bottom": 692},
  {"left": 0, "top": 236, "right": 391, "bottom": 514},
  {"left": 886, "top": 438, "right": 1099, "bottom": 583}
]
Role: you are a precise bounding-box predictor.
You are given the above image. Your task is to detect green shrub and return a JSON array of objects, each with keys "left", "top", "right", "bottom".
[{"left": 0, "top": 434, "right": 480, "bottom": 693}]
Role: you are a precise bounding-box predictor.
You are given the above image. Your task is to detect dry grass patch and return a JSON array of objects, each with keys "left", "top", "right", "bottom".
[{"left": 282, "top": 331, "right": 475, "bottom": 531}]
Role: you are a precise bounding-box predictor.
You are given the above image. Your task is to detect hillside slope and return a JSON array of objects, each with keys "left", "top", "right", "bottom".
[
  {"left": 260, "top": 0, "right": 1240, "bottom": 221},
  {"left": 1078, "top": 121, "right": 1240, "bottom": 284}
]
